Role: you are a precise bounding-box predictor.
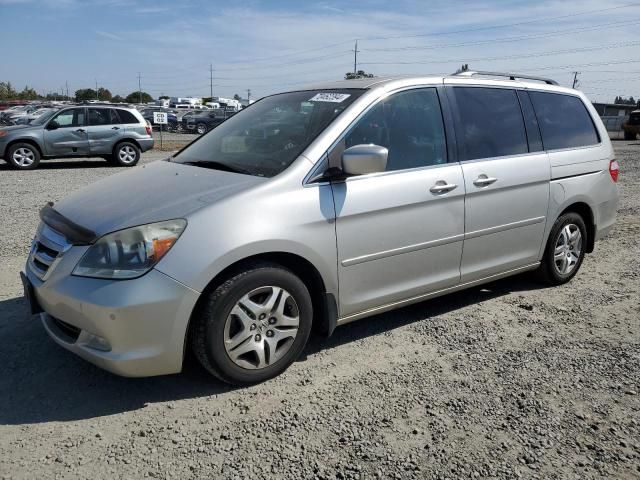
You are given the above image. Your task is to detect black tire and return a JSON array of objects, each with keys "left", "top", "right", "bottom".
[
  {"left": 6, "top": 142, "right": 40, "bottom": 170},
  {"left": 111, "top": 141, "right": 140, "bottom": 167},
  {"left": 196, "top": 123, "right": 208, "bottom": 135},
  {"left": 624, "top": 131, "right": 637, "bottom": 140},
  {"left": 190, "top": 263, "right": 313, "bottom": 385},
  {"left": 536, "top": 212, "right": 587, "bottom": 286}
]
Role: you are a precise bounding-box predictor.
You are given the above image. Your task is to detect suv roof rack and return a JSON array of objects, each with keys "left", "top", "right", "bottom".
[{"left": 451, "top": 70, "right": 559, "bottom": 86}]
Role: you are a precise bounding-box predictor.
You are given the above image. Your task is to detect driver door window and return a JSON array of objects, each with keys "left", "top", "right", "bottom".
[
  {"left": 51, "top": 108, "right": 85, "bottom": 128},
  {"left": 340, "top": 88, "right": 448, "bottom": 172}
]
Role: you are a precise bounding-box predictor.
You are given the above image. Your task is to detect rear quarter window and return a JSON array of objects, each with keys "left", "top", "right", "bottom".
[
  {"left": 528, "top": 92, "right": 600, "bottom": 150},
  {"left": 116, "top": 109, "right": 140, "bottom": 124}
]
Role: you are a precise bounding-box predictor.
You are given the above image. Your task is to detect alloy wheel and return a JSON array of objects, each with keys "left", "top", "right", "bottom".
[
  {"left": 118, "top": 145, "right": 137, "bottom": 164},
  {"left": 223, "top": 286, "right": 300, "bottom": 370},
  {"left": 553, "top": 223, "right": 582, "bottom": 275},
  {"left": 12, "top": 147, "right": 35, "bottom": 167}
]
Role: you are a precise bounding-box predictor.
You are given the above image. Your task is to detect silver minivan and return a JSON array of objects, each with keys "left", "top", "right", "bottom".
[{"left": 22, "top": 72, "right": 619, "bottom": 384}]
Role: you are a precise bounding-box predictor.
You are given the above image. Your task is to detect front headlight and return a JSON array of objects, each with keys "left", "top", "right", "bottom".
[{"left": 72, "top": 219, "right": 186, "bottom": 279}]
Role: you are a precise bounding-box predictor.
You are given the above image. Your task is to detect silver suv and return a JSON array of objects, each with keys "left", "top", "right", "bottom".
[
  {"left": 22, "top": 72, "right": 619, "bottom": 385},
  {"left": 0, "top": 105, "right": 153, "bottom": 169}
]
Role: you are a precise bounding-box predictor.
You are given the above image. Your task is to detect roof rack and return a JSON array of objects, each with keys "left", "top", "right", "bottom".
[{"left": 451, "top": 70, "right": 559, "bottom": 86}]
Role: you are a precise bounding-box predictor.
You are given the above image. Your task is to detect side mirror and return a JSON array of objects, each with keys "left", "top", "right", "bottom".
[
  {"left": 46, "top": 120, "right": 59, "bottom": 130},
  {"left": 341, "top": 144, "right": 388, "bottom": 176}
]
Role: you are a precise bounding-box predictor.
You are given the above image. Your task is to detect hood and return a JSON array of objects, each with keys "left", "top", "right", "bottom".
[
  {"left": 0, "top": 124, "right": 34, "bottom": 132},
  {"left": 53, "top": 160, "right": 266, "bottom": 238}
]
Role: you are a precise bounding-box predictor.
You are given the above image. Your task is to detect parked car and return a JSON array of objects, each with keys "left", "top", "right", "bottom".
[
  {"left": 0, "top": 105, "right": 153, "bottom": 169},
  {"left": 13, "top": 107, "right": 57, "bottom": 125},
  {"left": 22, "top": 72, "right": 618, "bottom": 385},
  {"left": 186, "top": 110, "right": 229, "bottom": 134},
  {"left": 623, "top": 110, "right": 640, "bottom": 140},
  {"left": 141, "top": 108, "right": 178, "bottom": 132}
]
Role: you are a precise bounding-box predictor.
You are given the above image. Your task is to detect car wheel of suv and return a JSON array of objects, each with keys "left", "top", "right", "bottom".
[
  {"left": 112, "top": 142, "right": 141, "bottom": 167},
  {"left": 7, "top": 143, "right": 40, "bottom": 170},
  {"left": 536, "top": 212, "right": 587, "bottom": 286},
  {"left": 196, "top": 123, "right": 208, "bottom": 135},
  {"left": 191, "top": 263, "right": 313, "bottom": 385}
]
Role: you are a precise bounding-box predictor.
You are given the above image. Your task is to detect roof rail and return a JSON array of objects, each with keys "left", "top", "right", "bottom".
[{"left": 451, "top": 70, "right": 559, "bottom": 86}]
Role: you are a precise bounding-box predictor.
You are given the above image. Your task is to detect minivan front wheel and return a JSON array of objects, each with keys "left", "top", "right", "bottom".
[
  {"left": 191, "top": 263, "right": 313, "bottom": 385},
  {"left": 111, "top": 142, "right": 141, "bottom": 167},
  {"left": 537, "top": 212, "right": 587, "bottom": 285},
  {"left": 7, "top": 143, "right": 40, "bottom": 170}
]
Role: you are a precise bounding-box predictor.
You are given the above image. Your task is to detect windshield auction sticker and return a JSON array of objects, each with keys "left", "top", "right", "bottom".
[{"left": 308, "top": 93, "right": 351, "bottom": 103}]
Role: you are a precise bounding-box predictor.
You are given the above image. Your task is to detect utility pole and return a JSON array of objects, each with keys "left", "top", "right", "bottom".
[
  {"left": 209, "top": 63, "right": 214, "bottom": 101},
  {"left": 572, "top": 71, "right": 580, "bottom": 89},
  {"left": 137, "top": 72, "right": 142, "bottom": 104},
  {"left": 352, "top": 39, "right": 359, "bottom": 74},
  {"left": 247, "top": 88, "right": 251, "bottom": 105},
  {"left": 95, "top": 79, "right": 99, "bottom": 100},
  {"left": 65, "top": 80, "right": 69, "bottom": 100}
]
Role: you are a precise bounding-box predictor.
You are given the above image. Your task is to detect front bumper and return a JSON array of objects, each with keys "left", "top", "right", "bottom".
[{"left": 25, "top": 249, "right": 200, "bottom": 377}]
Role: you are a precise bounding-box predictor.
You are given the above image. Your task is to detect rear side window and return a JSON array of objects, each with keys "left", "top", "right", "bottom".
[
  {"left": 452, "top": 87, "right": 528, "bottom": 161},
  {"left": 529, "top": 92, "right": 599, "bottom": 150},
  {"left": 116, "top": 109, "right": 139, "bottom": 124},
  {"left": 88, "top": 108, "right": 111, "bottom": 126}
]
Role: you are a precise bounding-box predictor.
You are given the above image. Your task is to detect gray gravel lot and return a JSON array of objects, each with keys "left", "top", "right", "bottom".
[{"left": 0, "top": 143, "right": 638, "bottom": 479}]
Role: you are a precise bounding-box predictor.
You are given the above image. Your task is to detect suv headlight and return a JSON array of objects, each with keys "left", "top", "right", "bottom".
[{"left": 72, "top": 219, "right": 186, "bottom": 279}]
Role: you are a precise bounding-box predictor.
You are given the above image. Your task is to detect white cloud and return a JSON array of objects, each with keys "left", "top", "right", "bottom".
[{"left": 95, "top": 29, "right": 123, "bottom": 41}]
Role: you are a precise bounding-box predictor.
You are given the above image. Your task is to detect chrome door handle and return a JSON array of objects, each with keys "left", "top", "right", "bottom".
[
  {"left": 473, "top": 175, "right": 497, "bottom": 187},
  {"left": 430, "top": 181, "right": 457, "bottom": 194},
  {"left": 111, "top": 126, "right": 120, "bottom": 130},
  {"left": 75, "top": 128, "right": 85, "bottom": 133}
]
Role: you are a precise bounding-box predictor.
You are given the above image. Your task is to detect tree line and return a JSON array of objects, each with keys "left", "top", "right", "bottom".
[{"left": 1, "top": 81, "right": 153, "bottom": 103}]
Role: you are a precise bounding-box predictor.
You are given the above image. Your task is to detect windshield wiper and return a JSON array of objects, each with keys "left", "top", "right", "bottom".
[{"left": 180, "top": 160, "right": 253, "bottom": 176}]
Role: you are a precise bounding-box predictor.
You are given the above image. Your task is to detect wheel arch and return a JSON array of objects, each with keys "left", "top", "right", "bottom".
[
  {"left": 5, "top": 138, "right": 43, "bottom": 159},
  {"left": 558, "top": 201, "right": 596, "bottom": 253},
  {"left": 112, "top": 138, "right": 142, "bottom": 155},
  {"left": 183, "top": 251, "right": 337, "bottom": 365}
]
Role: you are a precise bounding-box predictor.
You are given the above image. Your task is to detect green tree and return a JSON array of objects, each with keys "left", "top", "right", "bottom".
[
  {"left": 159, "top": 95, "right": 170, "bottom": 100},
  {"left": 18, "top": 86, "right": 39, "bottom": 100},
  {"left": 75, "top": 88, "right": 97, "bottom": 101},
  {"left": 233, "top": 93, "right": 241, "bottom": 101},
  {"left": 111, "top": 95, "right": 126, "bottom": 103},
  {"left": 0, "top": 81, "right": 18, "bottom": 100},
  {"left": 125, "top": 91, "right": 153, "bottom": 103},
  {"left": 97, "top": 87, "right": 112, "bottom": 101}
]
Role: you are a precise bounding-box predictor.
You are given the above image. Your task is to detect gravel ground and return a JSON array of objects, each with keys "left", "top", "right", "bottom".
[{"left": 0, "top": 142, "right": 638, "bottom": 479}]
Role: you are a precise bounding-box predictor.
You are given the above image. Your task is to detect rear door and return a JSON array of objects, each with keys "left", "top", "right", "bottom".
[
  {"left": 446, "top": 85, "right": 550, "bottom": 282},
  {"left": 87, "top": 108, "right": 123, "bottom": 154},
  {"left": 43, "top": 107, "right": 88, "bottom": 156},
  {"left": 332, "top": 87, "right": 465, "bottom": 317}
]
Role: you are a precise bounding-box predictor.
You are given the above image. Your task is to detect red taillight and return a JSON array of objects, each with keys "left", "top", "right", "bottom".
[
  {"left": 145, "top": 121, "right": 152, "bottom": 136},
  {"left": 609, "top": 159, "right": 620, "bottom": 183}
]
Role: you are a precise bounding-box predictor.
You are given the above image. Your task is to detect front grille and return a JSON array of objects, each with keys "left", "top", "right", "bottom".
[{"left": 28, "top": 223, "right": 71, "bottom": 281}]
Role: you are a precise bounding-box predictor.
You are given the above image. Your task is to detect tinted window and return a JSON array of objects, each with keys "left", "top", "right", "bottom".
[
  {"left": 529, "top": 92, "right": 599, "bottom": 150},
  {"left": 116, "top": 109, "right": 139, "bottom": 124},
  {"left": 344, "top": 88, "right": 447, "bottom": 171},
  {"left": 517, "top": 91, "right": 543, "bottom": 152},
  {"left": 109, "top": 109, "right": 120, "bottom": 124},
  {"left": 50, "top": 108, "right": 85, "bottom": 128},
  {"left": 452, "top": 87, "right": 528, "bottom": 160},
  {"left": 88, "top": 108, "right": 111, "bottom": 126}
]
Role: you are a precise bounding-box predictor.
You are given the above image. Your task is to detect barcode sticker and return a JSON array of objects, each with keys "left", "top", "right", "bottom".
[{"left": 308, "top": 93, "right": 351, "bottom": 103}]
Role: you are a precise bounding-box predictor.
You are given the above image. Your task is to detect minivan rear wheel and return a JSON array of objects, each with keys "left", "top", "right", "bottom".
[
  {"left": 111, "top": 141, "right": 140, "bottom": 167},
  {"left": 536, "top": 212, "right": 587, "bottom": 285},
  {"left": 6, "top": 142, "right": 40, "bottom": 170},
  {"left": 191, "top": 263, "right": 313, "bottom": 385},
  {"left": 196, "top": 123, "right": 208, "bottom": 135}
]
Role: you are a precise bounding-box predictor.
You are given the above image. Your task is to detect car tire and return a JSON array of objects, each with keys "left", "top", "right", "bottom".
[
  {"left": 191, "top": 262, "right": 313, "bottom": 385},
  {"left": 196, "top": 123, "right": 208, "bottom": 135},
  {"left": 624, "top": 131, "right": 637, "bottom": 140},
  {"left": 111, "top": 141, "right": 141, "bottom": 167},
  {"left": 536, "top": 212, "right": 587, "bottom": 286},
  {"left": 6, "top": 142, "right": 40, "bottom": 170}
]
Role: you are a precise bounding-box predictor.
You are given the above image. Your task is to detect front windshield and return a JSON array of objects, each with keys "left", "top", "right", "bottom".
[
  {"left": 30, "top": 109, "right": 59, "bottom": 126},
  {"left": 172, "top": 89, "right": 364, "bottom": 177}
]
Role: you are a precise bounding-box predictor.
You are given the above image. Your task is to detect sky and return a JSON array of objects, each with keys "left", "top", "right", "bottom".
[{"left": 1, "top": 0, "right": 639, "bottom": 103}]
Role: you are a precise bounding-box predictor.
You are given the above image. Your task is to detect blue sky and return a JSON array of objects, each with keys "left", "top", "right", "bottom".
[{"left": 1, "top": 0, "right": 639, "bottom": 102}]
